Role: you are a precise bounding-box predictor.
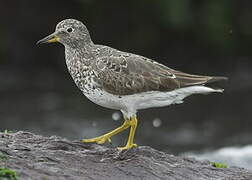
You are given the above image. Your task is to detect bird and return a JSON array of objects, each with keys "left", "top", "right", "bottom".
[{"left": 37, "top": 19, "right": 227, "bottom": 150}]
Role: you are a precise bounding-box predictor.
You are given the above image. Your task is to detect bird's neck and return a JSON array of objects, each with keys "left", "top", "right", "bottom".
[{"left": 65, "top": 43, "right": 95, "bottom": 67}]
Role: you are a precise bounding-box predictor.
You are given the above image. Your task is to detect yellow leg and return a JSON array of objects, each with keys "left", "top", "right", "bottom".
[
  {"left": 118, "top": 116, "right": 138, "bottom": 151},
  {"left": 81, "top": 119, "right": 131, "bottom": 144}
]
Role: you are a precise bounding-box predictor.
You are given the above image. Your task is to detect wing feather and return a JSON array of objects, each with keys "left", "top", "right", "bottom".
[{"left": 92, "top": 46, "right": 226, "bottom": 95}]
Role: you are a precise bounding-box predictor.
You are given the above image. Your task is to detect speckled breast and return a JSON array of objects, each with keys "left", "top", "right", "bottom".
[
  {"left": 64, "top": 48, "right": 126, "bottom": 110},
  {"left": 66, "top": 60, "right": 123, "bottom": 110},
  {"left": 66, "top": 61, "right": 95, "bottom": 94}
]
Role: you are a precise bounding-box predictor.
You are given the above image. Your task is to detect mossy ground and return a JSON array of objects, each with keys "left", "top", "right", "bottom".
[
  {"left": 0, "top": 167, "right": 17, "bottom": 180},
  {"left": 3, "top": 130, "right": 14, "bottom": 134},
  {"left": 211, "top": 162, "right": 228, "bottom": 168},
  {"left": 0, "top": 153, "right": 7, "bottom": 160}
]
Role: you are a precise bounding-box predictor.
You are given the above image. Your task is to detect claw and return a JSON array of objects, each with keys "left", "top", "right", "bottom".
[{"left": 117, "top": 143, "right": 137, "bottom": 151}]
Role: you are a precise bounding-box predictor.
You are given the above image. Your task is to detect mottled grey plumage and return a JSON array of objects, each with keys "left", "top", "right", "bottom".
[
  {"left": 41, "top": 19, "right": 226, "bottom": 97},
  {"left": 38, "top": 19, "right": 227, "bottom": 150}
]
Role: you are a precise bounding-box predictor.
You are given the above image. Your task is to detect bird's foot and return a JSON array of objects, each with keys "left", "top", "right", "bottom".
[
  {"left": 117, "top": 143, "right": 137, "bottom": 151},
  {"left": 81, "top": 135, "right": 112, "bottom": 144},
  {"left": 81, "top": 120, "right": 132, "bottom": 145}
]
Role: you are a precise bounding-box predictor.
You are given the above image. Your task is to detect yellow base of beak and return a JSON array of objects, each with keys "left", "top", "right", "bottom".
[
  {"left": 37, "top": 33, "right": 60, "bottom": 45},
  {"left": 47, "top": 36, "right": 60, "bottom": 43}
]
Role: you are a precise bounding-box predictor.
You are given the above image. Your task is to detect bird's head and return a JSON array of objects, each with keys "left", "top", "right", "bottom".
[{"left": 37, "top": 19, "right": 92, "bottom": 48}]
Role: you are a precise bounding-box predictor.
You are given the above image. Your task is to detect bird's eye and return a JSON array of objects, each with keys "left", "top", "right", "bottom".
[{"left": 67, "top": 28, "right": 73, "bottom": 33}]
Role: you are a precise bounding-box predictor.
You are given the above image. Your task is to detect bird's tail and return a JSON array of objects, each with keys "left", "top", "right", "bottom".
[
  {"left": 171, "top": 70, "right": 228, "bottom": 92},
  {"left": 206, "top": 76, "right": 228, "bottom": 84}
]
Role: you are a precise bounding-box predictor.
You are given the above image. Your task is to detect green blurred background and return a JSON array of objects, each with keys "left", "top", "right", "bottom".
[{"left": 0, "top": 0, "right": 252, "bottom": 167}]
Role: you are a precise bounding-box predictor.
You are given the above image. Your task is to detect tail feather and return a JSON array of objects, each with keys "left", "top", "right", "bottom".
[
  {"left": 172, "top": 70, "right": 228, "bottom": 87},
  {"left": 207, "top": 76, "right": 228, "bottom": 84}
]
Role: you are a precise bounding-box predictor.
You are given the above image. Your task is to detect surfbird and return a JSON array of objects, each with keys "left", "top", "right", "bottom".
[{"left": 37, "top": 19, "right": 227, "bottom": 150}]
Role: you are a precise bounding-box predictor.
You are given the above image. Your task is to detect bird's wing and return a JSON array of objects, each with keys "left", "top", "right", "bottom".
[{"left": 92, "top": 46, "right": 219, "bottom": 95}]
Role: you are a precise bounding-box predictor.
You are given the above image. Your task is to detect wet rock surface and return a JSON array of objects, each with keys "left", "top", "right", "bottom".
[{"left": 0, "top": 131, "right": 251, "bottom": 180}]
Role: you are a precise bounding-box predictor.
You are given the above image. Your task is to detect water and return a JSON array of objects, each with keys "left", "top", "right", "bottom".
[{"left": 186, "top": 145, "right": 252, "bottom": 170}]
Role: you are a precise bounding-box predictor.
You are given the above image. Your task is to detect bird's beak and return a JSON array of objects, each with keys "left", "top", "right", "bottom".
[{"left": 36, "top": 32, "right": 60, "bottom": 45}]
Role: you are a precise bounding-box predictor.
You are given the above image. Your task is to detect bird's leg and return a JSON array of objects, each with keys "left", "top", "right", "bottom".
[
  {"left": 81, "top": 119, "right": 131, "bottom": 144},
  {"left": 118, "top": 116, "right": 138, "bottom": 151}
]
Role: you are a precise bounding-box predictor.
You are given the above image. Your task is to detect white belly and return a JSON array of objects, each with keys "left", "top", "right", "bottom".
[{"left": 84, "top": 86, "right": 223, "bottom": 118}]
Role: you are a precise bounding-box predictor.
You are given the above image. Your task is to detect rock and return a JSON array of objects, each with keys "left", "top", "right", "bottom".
[{"left": 0, "top": 131, "right": 251, "bottom": 180}]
